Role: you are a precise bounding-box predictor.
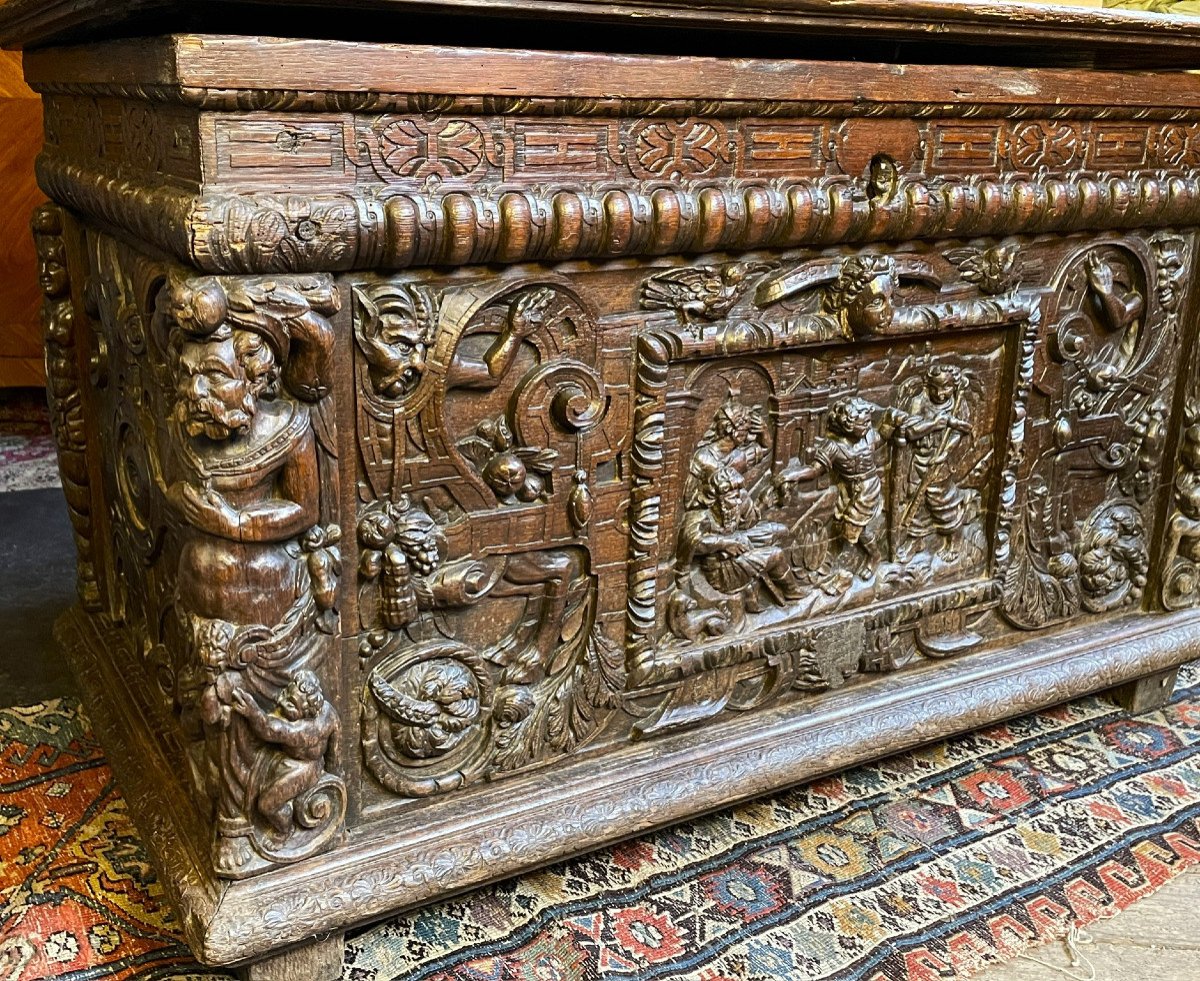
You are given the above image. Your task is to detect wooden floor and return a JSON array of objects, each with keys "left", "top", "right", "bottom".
[{"left": 980, "top": 869, "right": 1200, "bottom": 979}]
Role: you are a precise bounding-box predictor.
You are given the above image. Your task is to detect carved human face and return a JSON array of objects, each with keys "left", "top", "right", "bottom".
[
  {"left": 175, "top": 335, "right": 255, "bottom": 440},
  {"left": 711, "top": 469, "right": 748, "bottom": 527},
  {"left": 716, "top": 406, "right": 751, "bottom": 445},
  {"left": 830, "top": 398, "right": 872, "bottom": 440},
  {"left": 847, "top": 272, "right": 895, "bottom": 333},
  {"left": 278, "top": 673, "right": 321, "bottom": 721},
  {"left": 927, "top": 368, "right": 958, "bottom": 404},
  {"left": 37, "top": 242, "right": 69, "bottom": 298}
]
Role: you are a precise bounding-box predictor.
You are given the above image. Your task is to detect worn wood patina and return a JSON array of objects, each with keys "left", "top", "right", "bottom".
[{"left": 7, "top": 4, "right": 1200, "bottom": 977}]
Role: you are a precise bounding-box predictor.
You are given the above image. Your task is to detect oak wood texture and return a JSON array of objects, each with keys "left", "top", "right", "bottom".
[
  {"left": 0, "top": 50, "right": 42, "bottom": 386},
  {"left": 1109, "top": 666, "right": 1180, "bottom": 713},
  {"left": 5, "top": 0, "right": 1200, "bottom": 65},
  {"left": 19, "top": 24, "right": 1200, "bottom": 978},
  {"left": 239, "top": 932, "right": 344, "bottom": 981}
]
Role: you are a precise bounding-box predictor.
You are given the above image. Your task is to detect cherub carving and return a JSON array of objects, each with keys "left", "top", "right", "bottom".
[{"left": 230, "top": 671, "right": 340, "bottom": 838}]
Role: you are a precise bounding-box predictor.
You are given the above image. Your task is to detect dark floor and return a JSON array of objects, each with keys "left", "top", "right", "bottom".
[{"left": 0, "top": 488, "right": 80, "bottom": 703}]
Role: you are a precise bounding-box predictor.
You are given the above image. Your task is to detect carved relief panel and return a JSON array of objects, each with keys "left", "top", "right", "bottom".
[
  {"left": 353, "top": 275, "right": 630, "bottom": 811},
  {"left": 351, "top": 228, "right": 1195, "bottom": 815}
]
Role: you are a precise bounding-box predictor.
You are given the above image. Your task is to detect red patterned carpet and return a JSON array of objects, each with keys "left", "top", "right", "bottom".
[{"left": 2, "top": 668, "right": 1200, "bottom": 981}]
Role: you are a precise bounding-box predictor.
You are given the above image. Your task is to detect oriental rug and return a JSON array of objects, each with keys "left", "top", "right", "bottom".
[
  {"left": 2, "top": 666, "right": 1200, "bottom": 981},
  {"left": 0, "top": 389, "right": 58, "bottom": 493}
]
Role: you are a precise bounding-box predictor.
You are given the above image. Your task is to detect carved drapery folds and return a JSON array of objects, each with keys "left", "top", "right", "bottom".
[{"left": 82, "top": 235, "right": 346, "bottom": 879}]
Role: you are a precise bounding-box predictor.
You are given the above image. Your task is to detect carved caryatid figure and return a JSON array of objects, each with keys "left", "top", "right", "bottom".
[
  {"left": 32, "top": 205, "right": 100, "bottom": 609},
  {"left": 780, "top": 396, "right": 884, "bottom": 579},
  {"left": 161, "top": 273, "right": 345, "bottom": 877},
  {"left": 884, "top": 364, "right": 974, "bottom": 562}
]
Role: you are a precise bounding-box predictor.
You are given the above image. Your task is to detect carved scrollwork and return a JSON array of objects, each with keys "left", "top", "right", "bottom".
[
  {"left": 1000, "top": 235, "right": 1184, "bottom": 630},
  {"left": 360, "top": 544, "right": 624, "bottom": 798},
  {"left": 355, "top": 273, "right": 625, "bottom": 800}
]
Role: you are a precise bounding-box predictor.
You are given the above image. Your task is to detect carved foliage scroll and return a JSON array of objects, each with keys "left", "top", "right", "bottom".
[{"left": 354, "top": 275, "right": 626, "bottom": 805}]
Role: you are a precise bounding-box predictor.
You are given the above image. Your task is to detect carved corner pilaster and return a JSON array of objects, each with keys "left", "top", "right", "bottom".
[
  {"left": 158, "top": 271, "right": 348, "bottom": 879},
  {"left": 31, "top": 202, "right": 101, "bottom": 611}
]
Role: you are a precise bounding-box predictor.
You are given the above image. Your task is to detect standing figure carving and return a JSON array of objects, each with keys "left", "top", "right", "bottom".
[
  {"left": 32, "top": 204, "right": 100, "bottom": 609},
  {"left": 162, "top": 272, "right": 345, "bottom": 878},
  {"left": 779, "top": 396, "right": 884, "bottom": 581},
  {"left": 883, "top": 364, "right": 975, "bottom": 563}
]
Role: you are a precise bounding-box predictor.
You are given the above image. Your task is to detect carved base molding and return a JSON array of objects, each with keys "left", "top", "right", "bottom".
[{"left": 57, "top": 603, "right": 1200, "bottom": 963}]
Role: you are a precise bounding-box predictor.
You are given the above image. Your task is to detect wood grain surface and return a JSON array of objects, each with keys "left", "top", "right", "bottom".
[
  {"left": 5, "top": 0, "right": 1200, "bottom": 64},
  {"left": 0, "top": 50, "right": 42, "bottom": 387}
]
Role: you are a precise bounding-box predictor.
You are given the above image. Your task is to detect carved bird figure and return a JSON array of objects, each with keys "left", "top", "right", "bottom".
[{"left": 640, "top": 260, "right": 777, "bottom": 338}]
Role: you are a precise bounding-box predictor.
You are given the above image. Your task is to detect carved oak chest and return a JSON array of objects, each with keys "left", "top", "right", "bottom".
[{"left": 8, "top": 3, "right": 1200, "bottom": 976}]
